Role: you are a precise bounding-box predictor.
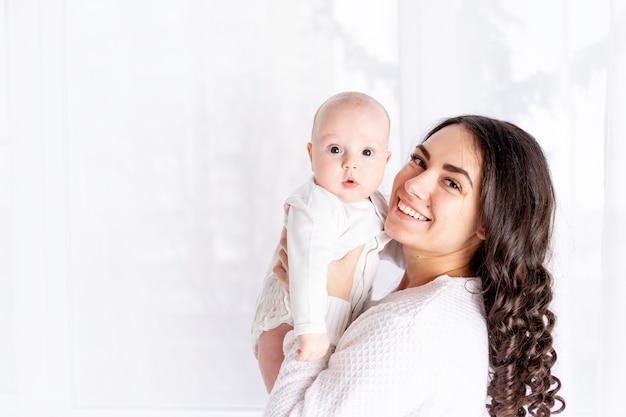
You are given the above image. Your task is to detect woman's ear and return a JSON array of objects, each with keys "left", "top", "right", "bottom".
[{"left": 476, "top": 223, "right": 486, "bottom": 241}]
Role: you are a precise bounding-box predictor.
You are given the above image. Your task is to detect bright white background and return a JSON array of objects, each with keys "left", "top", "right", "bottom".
[{"left": 1, "top": 0, "right": 624, "bottom": 416}]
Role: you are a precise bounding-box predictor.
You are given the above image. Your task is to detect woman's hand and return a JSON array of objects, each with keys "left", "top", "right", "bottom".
[
  {"left": 326, "top": 244, "right": 363, "bottom": 300},
  {"left": 272, "top": 226, "right": 289, "bottom": 287},
  {"left": 273, "top": 225, "right": 363, "bottom": 301}
]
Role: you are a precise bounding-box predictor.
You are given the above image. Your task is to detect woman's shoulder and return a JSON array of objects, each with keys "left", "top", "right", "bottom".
[
  {"left": 378, "top": 275, "right": 482, "bottom": 308},
  {"left": 333, "top": 275, "right": 489, "bottom": 416},
  {"left": 363, "top": 276, "right": 486, "bottom": 340}
]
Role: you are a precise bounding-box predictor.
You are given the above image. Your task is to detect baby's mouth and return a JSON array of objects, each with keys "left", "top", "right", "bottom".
[
  {"left": 343, "top": 177, "right": 358, "bottom": 187},
  {"left": 398, "top": 200, "right": 430, "bottom": 221}
]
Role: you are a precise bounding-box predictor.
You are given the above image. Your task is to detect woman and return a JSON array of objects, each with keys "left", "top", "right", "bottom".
[{"left": 265, "top": 115, "right": 565, "bottom": 417}]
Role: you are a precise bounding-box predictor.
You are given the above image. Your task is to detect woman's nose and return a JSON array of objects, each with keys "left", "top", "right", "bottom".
[{"left": 405, "top": 172, "right": 432, "bottom": 199}]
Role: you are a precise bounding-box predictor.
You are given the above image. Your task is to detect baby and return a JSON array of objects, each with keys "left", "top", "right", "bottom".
[{"left": 251, "top": 92, "right": 400, "bottom": 393}]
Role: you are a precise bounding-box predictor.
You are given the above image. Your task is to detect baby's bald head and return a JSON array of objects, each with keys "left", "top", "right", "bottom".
[{"left": 311, "top": 92, "right": 390, "bottom": 143}]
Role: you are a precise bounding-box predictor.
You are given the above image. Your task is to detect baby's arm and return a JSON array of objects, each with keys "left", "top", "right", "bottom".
[
  {"left": 294, "top": 239, "right": 361, "bottom": 361},
  {"left": 274, "top": 225, "right": 362, "bottom": 363},
  {"left": 285, "top": 197, "right": 337, "bottom": 359}
]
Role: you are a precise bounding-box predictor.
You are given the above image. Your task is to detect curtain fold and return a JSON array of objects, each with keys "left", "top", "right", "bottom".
[{"left": 599, "top": 1, "right": 626, "bottom": 415}]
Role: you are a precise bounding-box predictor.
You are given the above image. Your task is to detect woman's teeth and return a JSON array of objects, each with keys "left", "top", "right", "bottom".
[{"left": 398, "top": 201, "right": 429, "bottom": 221}]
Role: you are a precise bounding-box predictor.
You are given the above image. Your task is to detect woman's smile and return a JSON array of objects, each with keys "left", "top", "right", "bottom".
[{"left": 397, "top": 200, "right": 430, "bottom": 221}]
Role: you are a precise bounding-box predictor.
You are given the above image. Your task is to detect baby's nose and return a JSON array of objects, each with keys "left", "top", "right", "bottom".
[{"left": 342, "top": 155, "right": 357, "bottom": 169}]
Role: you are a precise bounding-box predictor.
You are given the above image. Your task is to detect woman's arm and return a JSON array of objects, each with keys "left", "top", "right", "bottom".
[
  {"left": 263, "top": 278, "right": 491, "bottom": 417},
  {"left": 264, "top": 299, "right": 423, "bottom": 417},
  {"left": 266, "top": 242, "right": 418, "bottom": 417}
]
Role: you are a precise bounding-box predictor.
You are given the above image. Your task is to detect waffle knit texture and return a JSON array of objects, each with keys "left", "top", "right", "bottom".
[{"left": 263, "top": 275, "right": 490, "bottom": 417}]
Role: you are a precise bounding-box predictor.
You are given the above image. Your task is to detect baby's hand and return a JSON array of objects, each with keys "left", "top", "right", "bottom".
[{"left": 295, "top": 333, "right": 330, "bottom": 362}]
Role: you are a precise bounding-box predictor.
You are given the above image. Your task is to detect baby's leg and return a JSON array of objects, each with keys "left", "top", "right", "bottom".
[{"left": 257, "top": 323, "right": 293, "bottom": 393}]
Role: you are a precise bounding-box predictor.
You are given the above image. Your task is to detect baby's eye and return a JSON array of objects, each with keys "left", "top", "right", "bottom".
[
  {"left": 410, "top": 153, "right": 426, "bottom": 169},
  {"left": 362, "top": 149, "right": 373, "bottom": 157},
  {"left": 329, "top": 146, "right": 342, "bottom": 154}
]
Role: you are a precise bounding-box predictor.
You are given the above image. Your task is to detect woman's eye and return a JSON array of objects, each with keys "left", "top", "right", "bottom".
[
  {"left": 362, "top": 149, "right": 373, "bottom": 157},
  {"left": 410, "top": 153, "right": 426, "bottom": 169},
  {"left": 329, "top": 146, "right": 341, "bottom": 154},
  {"left": 444, "top": 178, "right": 461, "bottom": 191}
]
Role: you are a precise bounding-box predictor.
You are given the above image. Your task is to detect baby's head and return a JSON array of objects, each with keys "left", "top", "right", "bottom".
[{"left": 307, "top": 92, "right": 391, "bottom": 204}]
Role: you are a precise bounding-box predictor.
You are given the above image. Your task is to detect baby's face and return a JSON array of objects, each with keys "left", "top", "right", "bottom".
[{"left": 308, "top": 102, "right": 390, "bottom": 204}]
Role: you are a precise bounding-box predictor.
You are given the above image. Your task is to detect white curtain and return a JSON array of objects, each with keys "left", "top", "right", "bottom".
[{"left": 0, "top": 1, "right": 623, "bottom": 416}]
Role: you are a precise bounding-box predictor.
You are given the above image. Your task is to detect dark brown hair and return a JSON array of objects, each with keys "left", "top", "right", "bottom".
[{"left": 424, "top": 115, "right": 565, "bottom": 417}]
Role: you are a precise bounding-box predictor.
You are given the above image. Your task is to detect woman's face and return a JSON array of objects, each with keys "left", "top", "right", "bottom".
[{"left": 385, "top": 124, "right": 485, "bottom": 260}]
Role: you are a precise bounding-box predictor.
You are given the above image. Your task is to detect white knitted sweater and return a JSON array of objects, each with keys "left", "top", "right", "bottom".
[{"left": 264, "top": 275, "right": 490, "bottom": 417}]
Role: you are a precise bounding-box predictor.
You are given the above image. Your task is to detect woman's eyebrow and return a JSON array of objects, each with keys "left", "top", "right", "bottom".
[
  {"left": 443, "top": 164, "right": 473, "bottom": 187},
  {"left": 417, "top": 144, "right": 430, "bottom": 160},
  {"left": 419, "top": 143, "right": 473, "bottom": 187}
]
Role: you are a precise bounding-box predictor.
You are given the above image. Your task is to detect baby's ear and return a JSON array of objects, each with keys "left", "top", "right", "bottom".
[
  {"left": 307, "top": 142, "right": 313, "bottom": 162},
  {"left": 386, "top": 151, "right": 392, "bottom": 163}
]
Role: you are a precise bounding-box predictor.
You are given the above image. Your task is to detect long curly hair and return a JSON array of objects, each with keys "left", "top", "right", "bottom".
[{"left": 423, "top": 116, "right": 565, "bottom": 416}]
